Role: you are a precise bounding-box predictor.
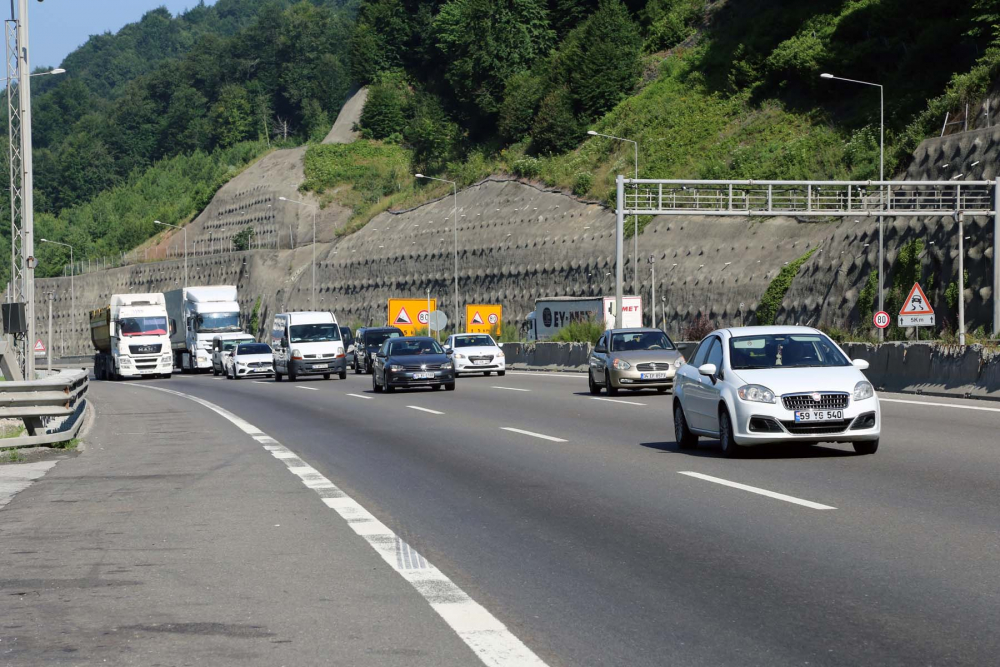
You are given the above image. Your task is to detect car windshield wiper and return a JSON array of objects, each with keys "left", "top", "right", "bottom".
[{"left": 734, "top": 365, "right": 774, "bottom": 369}]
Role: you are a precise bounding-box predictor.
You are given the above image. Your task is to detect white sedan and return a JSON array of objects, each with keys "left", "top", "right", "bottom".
[
  {"left": 226, "top": 342, "right": 275, "bottom": 379},
  {"left": 672, "top": 326, "right": 880, "bottom": 457},
  {"left": 444, "top": 334, "right": 506, "bottom": 376}
]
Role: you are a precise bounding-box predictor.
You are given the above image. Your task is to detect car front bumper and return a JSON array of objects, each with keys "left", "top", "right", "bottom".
[
  {"left": 290, "top": 358, "right": 346, "bottom": 376},
  {"left": 454, "top": 358, "right": 505, "bottom": 373},
  {"left": 730, "top": 395, "right": 881, "bottom": 445},
  {"left": 609, "top": 367, "right": 677, "bottom": 389},
  {"left": 235, "top": 365, "right": 274, "bottom": 377},
  {"left": 386, "top": 370, "right": 455, "bottom": 387}
]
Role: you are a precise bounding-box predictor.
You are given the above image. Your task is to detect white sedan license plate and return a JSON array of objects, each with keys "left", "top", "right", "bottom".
[
  {"left": 640, "top": 372, "right": 668, "bottom": 380},
  {"left": 473, "top": 359, "right": 488, "bottom": 365},
  {"left": 412, "top": 372, "right": 433, "bottom": 380},
  {"left": 312, "top": 363, "right": 328, "bottom": 369},
  {"left": 794, "top": 410, "right": 844, "bottom": 422}
]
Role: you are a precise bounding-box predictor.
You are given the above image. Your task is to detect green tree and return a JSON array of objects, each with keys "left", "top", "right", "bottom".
[
  {"left": 498, "top": 70, "right": 546, "bottom": 143},
  {"left": 433, "top": 0, "right": 555, "bottom": 117},
  {"left": 405, "top": 93, "right": 462, "bottom": 172},
  {"left": 212, "top": 84, "right": 254, "bottom": 147},
  {"left": 531, "top": 87, "right": 580, "bottom": 154},
  {"left": 359, "top": 72, "right": 410, "bottom": 139},
  {"left": 565, "top": 0, "right": 642, "bottom": 119},
  {"left": 350, "top": 0, "right": 411, "bottom": 83}
]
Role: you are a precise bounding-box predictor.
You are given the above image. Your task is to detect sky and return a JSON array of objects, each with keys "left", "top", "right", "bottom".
[{"left": 26, "top": 0, "right": 219, "bottom": 69}]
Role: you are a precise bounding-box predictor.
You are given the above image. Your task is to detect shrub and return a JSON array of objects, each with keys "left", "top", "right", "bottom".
[
  {"left": 572, "top": 171, "right": 594, "bottom": 196},
  {"left": 531, "top": 87, "right": 580, "bottom": 155},
  {"left": 552, "top": 318, "right": 604, "bottom": 344},
  {"left": 755, "top": 246, "right": 819, "bottom": 325},
  {"left": 682, "top": 313, "right": 714, "bottom": 340},
  {"left": 232, "top": 226, "right": 256, "bottom": 251},
  {"left": 359, "top": 72, "right": 411, "bottom": 139},
  {"left": 512, "top": 156, "right": 542, "bottom": 178}
]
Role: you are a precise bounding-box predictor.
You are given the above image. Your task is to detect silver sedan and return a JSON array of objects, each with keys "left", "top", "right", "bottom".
[{"left": 588, "top": 328, "right": 685, "bottom": 395}]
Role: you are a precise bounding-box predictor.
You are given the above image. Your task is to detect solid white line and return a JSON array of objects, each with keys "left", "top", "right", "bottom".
[
  {"left": 296, "top": 386, "right": 320, "bottom": 391},
  {"left": 501, "top": 427, "right": 568, "bottom": 443},
  {"left": 879, "top": 397, "right": 1000, "bottom": 413},
  {"left": 408, "top": 405, "right": 444, "bottom": 415},
  {"left": 491, "top": 386, "right": 531, "bottom": 392},
  {"left": 589, "top": 396, "right": 646, "bottom": 406},
  {"left": 134, "top": 384, "right": 548, "bottom": 667},
  {"left": 678, "top": 471, "right": 836, "bottom": 510},
  {"left": 346, "top": 393, "right": 374, "bottom": 400}
]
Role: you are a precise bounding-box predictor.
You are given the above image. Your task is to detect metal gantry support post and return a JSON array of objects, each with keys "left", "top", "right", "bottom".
[
  {"left": 994, "top": 177, "right": 1000, "bottom": 337},
  {"left": 615, "top": 175, "right": 624, "bottom": 328},
  {"left": 17, "top": 0, "right": 35, "bottom": 379},
  {"left": 958, "top": 209, "right": 966, "bottom": 346}
]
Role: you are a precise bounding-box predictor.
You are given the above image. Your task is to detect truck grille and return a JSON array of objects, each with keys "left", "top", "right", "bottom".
[
  {"left": 636, "top": 362, "right": 674, "bottom": 371},
  {"left": 781, "top": 392, "right": 849, "bottom": 411},
  {"left": 130, "top": 344, "right": 162, "bottom": 355}
]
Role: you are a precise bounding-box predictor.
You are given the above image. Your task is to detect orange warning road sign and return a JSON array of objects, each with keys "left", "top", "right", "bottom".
[
  {"left": 899, "top": 282, "right": 935, "bottom": 326},
  {"left": 388, "top": 298, "right": 437, "bottom": 336},
  {"left": 465, "top": 304, "right": 502, "bottom": 334}
]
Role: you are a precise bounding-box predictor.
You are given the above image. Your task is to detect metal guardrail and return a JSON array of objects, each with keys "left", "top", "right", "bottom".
[{"left": 0, "top": 368, "right": 88, "bottom": 449}]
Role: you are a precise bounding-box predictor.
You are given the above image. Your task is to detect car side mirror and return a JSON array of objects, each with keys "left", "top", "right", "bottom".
[
  {"left": 852, "top": 358, "right": 870, "bottom": 370},
  {"left": 698, "top": 363, "right": 717, "bottom": 377},
  {"left": 443, "top": 345, "right": 452, "bottom": 353}
]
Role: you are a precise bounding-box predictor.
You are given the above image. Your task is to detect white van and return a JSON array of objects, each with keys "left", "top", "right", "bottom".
[
  {"left": 211, "top": 333, "right": 255, "bottom": 376},
  {"left": 271, "top": 311, "right": 347, "bottom": 381}
]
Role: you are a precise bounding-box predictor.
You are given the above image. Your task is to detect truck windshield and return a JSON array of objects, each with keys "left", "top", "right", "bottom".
[
  {"left": 290, "top": 323, "right": 341, "bottom": 343},
  {"left": 195, "top": 313, "right": 240, "bottom": 333},
  {"left": 119, "top": 316, "right": 168, "bottom": 337}
]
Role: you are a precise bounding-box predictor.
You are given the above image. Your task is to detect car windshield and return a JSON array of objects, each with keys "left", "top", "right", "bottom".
[
  {"left": 366, "top": 330, "right": 401, "bottom": 347},
  {"left": 729, "top": 333, "right": 849, "bottom": 369},
  {"left": 196, "top": 312, "right": 240, "bottom": 333},
  {"left": 454, "top": 335, "right": 495, "bottom": 348},
  {"left": 610, "top": 331, "right": 675, "bottom": 352},
  {"left": 237, "top": 343, "right": 271, "bottom": 355},
  {"left": 290, "top": 323, "right": 341, "bottom": 343},
  {"left": 118, "top": 316, "right": 168, "bottom": 337},
  {"left": 389, "top": 339, "right": 444, "bottom": 356}
]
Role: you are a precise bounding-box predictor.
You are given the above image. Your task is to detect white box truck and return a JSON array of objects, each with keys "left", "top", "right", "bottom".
[
  {"left": 165, "top": 286, "right": 243, "bottom": 373},
  {"left": 526, "top": 296, "right": 642, "bottom": 341},
  {"left": 90, "top": 293, "right": 173, "bottom": 380},
  {"left": 271, "top": 311, "right": 347, "bottom": 381}
]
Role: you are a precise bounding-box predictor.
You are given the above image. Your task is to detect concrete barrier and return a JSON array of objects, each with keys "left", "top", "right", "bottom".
[
  {"left": 842, "top": 343, "right": 1000, "bottom": 401},
  {"left": 499, "top": 341, "right": 696, "bottom": 372}
]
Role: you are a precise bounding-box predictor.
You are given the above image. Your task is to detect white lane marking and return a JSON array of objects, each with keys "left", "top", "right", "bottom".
[
  {"left": 879, "top": 397, "right": 1000, "bottom": 413},
  {"left": 408, "top": 405, "right": 444, "bottom": 415},
  {"left": 347, "top": 393, "right": 374, "bottom": 400},
  {"left": 253, "top": 381, "right": 270, "bottom": 384},
  {"left": 491, "top": 386, "right": 531, "bottom": 392},
  {"left": 678, "top": 471, "right": 836, "bottom": 510},
  {"left": 134, "top": 384, "right": 548, "bottom": 667},
  {"left": 506, "top": 371, "right": 585, "bottom": 378},
  {"left": 589, "top": 396, "right": 646, "bottom": 406},
  {"left": 500, "top": 427, "right": 568, "bottom": 443},
  {"left": 296, "top": 386, "right": 320, "bottom": 391}
]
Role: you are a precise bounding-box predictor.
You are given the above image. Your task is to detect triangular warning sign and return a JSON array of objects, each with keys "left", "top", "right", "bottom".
[
  {"left": 900, "top": 283, "right": 934, "bottom": 315},
  {"left": 393, "top": 307, "right": 412, "bottom": 325},
  {"left": 471, "top": 311, "right": 484, "bottom": 325},
  {"left": 34, "top": 339, "right": 45, "bottom": 352}
]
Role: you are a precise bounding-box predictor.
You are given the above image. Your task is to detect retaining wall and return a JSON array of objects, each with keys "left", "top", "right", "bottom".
[{"left": 844, "top": 342, "right": 1000, "bottom": 400}]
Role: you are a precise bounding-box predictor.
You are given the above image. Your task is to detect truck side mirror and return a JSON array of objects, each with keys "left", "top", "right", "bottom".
[
  {"left": 281, "top": 337, "right": 288, "bottom": 348},
  {"left": 169, "top": 319, "right": 176, "bottom": 336}
]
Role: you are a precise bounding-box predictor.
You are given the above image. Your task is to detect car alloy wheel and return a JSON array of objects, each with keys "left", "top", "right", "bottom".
[
  {"left": 588, "top": 370, "right": 601, "bottom": 395},
  {"left": 605, "top": 371, "right": 619, "bottom": 396},
  {"left": 719, "top": 408, "right": 740, "bottom": 458},
  {"left": 674, "top": 403, "right": 698, "bottom": 450}
]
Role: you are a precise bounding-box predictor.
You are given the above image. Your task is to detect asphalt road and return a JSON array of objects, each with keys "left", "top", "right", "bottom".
[{"left": 123, "top": 369, "right": 1000, "bottom": 666}]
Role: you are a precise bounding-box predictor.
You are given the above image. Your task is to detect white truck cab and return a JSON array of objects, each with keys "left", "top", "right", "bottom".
[
  {"left": 165, "top": 286, "right": 242, "bottom": 373},
  {"left": 271, "top": 311, "right": 347, "bottom": 381},
  {"left": 211, "top": 333, "right": 256, "bottom": 376},
  {"left": 90, "top": 293, "right": 174, "bottom": 381}
]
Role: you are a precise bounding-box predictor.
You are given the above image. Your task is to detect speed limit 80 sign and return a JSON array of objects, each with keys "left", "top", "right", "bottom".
[{"left": 873, "top": 311, "right": 890, "bottom": 329}]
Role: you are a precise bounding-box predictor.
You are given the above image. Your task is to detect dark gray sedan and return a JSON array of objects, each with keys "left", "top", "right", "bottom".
[
  {"left": 372, "top": 337, "right": 456, "bottom": 393},
  {"left": 588, "top": 328, "right": 685, "bottom": 395}
]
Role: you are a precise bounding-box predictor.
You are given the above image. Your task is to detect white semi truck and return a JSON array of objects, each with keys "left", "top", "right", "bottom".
[
  {"left": 165, "top": 286, "right": 243, "bottom": 372},
  {"left": 526, "top": 296, "right": 643, "bottom": 341},
  {"left": 90, "top": 293, "right": 174, "bottom": 380}
]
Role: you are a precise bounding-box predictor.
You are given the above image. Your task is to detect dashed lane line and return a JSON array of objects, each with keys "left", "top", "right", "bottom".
[
  {"left": 678, "top": 471, "right": 836, "bottom": 510},
  {"left": 296, "top": 386, "right": 320, "bottom": 391},
  {"left": 135, "top": 384, "right": 549, "bottom": 667},
  {"left": 347, "top": 393, "right": 374, "bottom": 400},
  {"left": 589, "top": 396, "right": 646, "bottom": 406},
  {"left": 491, "top": 386, "right": 531, "bottom": 392},
  {"left": 500, "top": 427, "right": 568, "bottom": 443},
  {"left": 408, "top": 405, "right": 445, "bottom": 415}
]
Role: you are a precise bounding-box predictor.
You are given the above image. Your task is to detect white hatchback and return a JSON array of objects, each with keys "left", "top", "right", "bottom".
[
  {"left": 444, "top": 334, "right": 506, "bottom": 376},
  {"left": 673, "top": 326, "right": 880, "bottom": 457}
]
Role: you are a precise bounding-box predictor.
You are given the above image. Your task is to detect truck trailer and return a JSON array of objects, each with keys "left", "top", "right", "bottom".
[
  {"left": 164, "top": 286, "right": 243, "bottom": 372},
  {"left": 90, "top": 293, "right": 173, "bottom": 380},
  {"left": 526, "top": 296, "right": 643, "bottom": 341}
]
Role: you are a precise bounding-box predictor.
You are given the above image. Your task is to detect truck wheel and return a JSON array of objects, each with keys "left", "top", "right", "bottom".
[
  {"left": 288, "top": 368, "right": 297, "bottom": 382},
  {"left": 339, "top": 368, "right": 347, "bottom": 380},
  {"left": 213, "top": 366, "right": 219, "bottom": 377},
  {"left": 275, "top": 372, "right": 283, "bottom": 382}
]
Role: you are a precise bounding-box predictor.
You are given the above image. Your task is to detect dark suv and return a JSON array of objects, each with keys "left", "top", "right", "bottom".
[{"left": 354, "top": 326, "right": 404, "bottom": 374}]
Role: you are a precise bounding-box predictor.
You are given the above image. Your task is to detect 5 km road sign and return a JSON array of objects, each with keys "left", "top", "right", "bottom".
[
  {"left": 898, "top": 282, "right": 935, "bottom": 327},
  {"left": 873, "top": 311, "right": 890, "bottom": 329}
]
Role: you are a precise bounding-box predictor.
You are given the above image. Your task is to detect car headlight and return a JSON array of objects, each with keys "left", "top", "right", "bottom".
[
  {"left": 853, "top": 381, "right": 874, "bottom": 401},
  {"left": 612, "top": 358, "right": 631, "bottom": 371},
  {"left": 674, "top": 356, "right": 685, "bottom": 368},
  {"left": 454, "top": 352, "right": 466, "bottom": 359},
  {"left": 291, "top": 348, "right": 303, "bottom": 360},
  {"left": 441, "top": 362, "right": 453, "bottom": 370},
  {"left": 389, "top": 364, "right": 405, "bottom": 372},
  {"left": 496, "top": 350, "right": 504, "bottom": 358},
  {"left": 738, "top": 384, "right": 776, "bottom": 403}
]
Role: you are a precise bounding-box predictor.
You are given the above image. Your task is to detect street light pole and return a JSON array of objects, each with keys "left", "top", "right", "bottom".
[
  {"left": 154, "top": 220, "right": 187, "bottom": 287},
  {"left": 278, "top": 197, "right": 317, "bottom": 310},
  {"left": 588, "top": 131, "right": 639, "bottom": 296},
  {"left": 39, "top": 238, "right": 72, "bottom": 352},
  {"left": 648, "top": 255, "right": 656, "bottom": 329},
  {"left": 821, "top": 73, "right": 884, "bottom": 340},
  {"left": 415, "top": 174, "right": 460, "bottom": 329}
]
